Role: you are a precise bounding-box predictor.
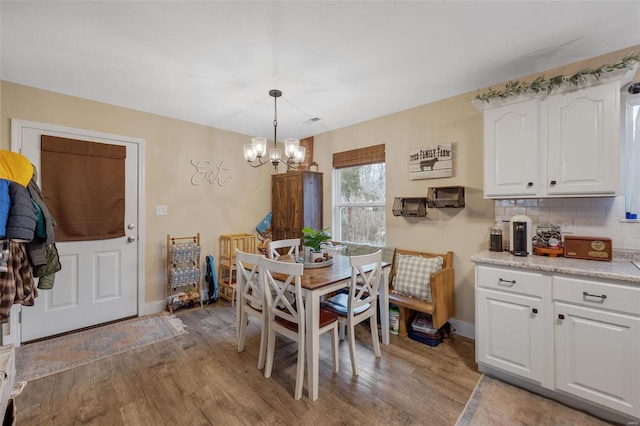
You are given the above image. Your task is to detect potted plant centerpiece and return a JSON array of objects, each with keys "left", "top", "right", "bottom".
[{"left": 301, "top": 227, "right": 332, "bottom": 263}]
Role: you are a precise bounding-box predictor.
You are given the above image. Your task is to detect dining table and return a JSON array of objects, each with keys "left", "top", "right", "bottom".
[
  {"left": 235, "top": 253, "right": 391, "bottom": 401},
  {"left": 297, "top": 254, "right": 391, "bottom": 401}
]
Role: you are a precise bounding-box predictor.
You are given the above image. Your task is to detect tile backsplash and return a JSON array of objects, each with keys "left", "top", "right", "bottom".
[{"left": 494, "top": 196, "right": 640, "bottom": 250}]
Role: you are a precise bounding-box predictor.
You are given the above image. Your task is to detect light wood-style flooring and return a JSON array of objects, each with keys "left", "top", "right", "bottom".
[{"left": 15, "top": 303, "right": 481, "bottom": 425}]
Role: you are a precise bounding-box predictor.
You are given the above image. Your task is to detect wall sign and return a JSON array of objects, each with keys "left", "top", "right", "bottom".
[
  {"left": 408, "top": 143, "right": 453, "bottom": 180},
  {"left": 191, "top": 160, "right": 232, "bottom": 186}
]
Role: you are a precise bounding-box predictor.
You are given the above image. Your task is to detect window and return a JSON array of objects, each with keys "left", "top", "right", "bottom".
[
  {"left": 624, "top": 92, "right": 640, "bottom": 219},
  {"left": 332, "top": 145, "right": 386, "bottom": 245}
]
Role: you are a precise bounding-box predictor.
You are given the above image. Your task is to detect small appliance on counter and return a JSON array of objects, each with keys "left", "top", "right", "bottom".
[
  {"left": 489, "top": 222, "right": 503, "bottom": 252},
  {"left": 509, "top": 215, "right": 532, "bottom": 256},
  {"left": 563, "top": 236, "right": 612, "bottom": 261},
  {"left": 532, "top": 224, "right": 563, "bottom": 257}
]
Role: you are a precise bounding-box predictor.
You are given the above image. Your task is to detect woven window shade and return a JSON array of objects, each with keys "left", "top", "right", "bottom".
[
  {"left": 41, "top": 135, "right": 126, "bottom": 242},
  {"left": 332, "top": 144, "right": 385, "bottom": 169}
]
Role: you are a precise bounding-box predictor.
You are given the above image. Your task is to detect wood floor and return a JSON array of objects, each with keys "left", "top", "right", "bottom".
[{"left": 15, "top": 302, "right": 481, "bottom": 425}]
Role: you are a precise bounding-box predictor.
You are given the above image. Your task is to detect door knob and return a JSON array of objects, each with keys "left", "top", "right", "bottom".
[
  {"left": 127, "top": 224, "right": 136, "bottom": 230},
  {"left": 127, "top": 236, "right": 136, "bottom": 243}
]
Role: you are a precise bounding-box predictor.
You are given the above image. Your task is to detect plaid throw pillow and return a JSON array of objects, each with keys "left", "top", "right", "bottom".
[{"left": 393, "top": 254, "right": 443, "bottom": 302}]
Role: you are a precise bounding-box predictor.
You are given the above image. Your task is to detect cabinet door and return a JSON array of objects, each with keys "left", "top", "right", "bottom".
[
  {"left": 547, "top": 82, "right": 619, "bottom": 195},
  {"left": 476, "top": 288, "right": 546, "bottom": 383},
  {"left": 555, "top": 302, "right": 640, "bottom": 418},
  {"left": 272, "top": 173, "right": 303, "bottom": 240},
  {"left": 483, "top": 101, "right": 539, "bottom": 198}
]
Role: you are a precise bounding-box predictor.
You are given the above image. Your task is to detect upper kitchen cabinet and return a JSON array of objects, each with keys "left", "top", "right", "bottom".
[
  {"left": 475, "top": 67, "right": 637, "bottom": 199},
  {"left": 482, "top": 99, "right": 540, "bottom": 198},
  {"left": 271, "top": 171, "right": 323, "bottom": 241}
]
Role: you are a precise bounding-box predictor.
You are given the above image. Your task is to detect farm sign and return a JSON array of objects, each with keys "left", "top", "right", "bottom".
[{"left": 408, "top": 143, "right": 453, "bottom": 180}]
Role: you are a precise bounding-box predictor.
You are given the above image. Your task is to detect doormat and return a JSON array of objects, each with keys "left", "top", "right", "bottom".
[
  {"left": 456, "top": 374, "right": 611, "bottom": 425},
  {"left": 15, "top": 313, "right": 187, "bottom": 382}
]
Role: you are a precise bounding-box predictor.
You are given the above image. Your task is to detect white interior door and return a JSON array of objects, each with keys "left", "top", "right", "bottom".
[{"left": 11, "top": 119, "right": 144, "bottom": 343}]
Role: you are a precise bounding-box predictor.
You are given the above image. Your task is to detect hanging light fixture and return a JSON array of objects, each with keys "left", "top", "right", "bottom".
[{"left": 243, "top": 89, "right": 306, "bottom": 170}]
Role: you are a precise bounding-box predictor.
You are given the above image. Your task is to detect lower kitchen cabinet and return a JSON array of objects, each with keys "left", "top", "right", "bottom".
[
  {"left": 475, "top": 263, "right": 640, "bottom": 421},
  {"left": 475, "top": 265, "right": 553, "bottom": 388},
  {"left": 554, "top": 276, "right": 640, "bottom": 418}
]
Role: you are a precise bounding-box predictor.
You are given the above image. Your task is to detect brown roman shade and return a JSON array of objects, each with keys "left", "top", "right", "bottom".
[
  {"left": 332, "top": 144, "right": 385, "bottom": 169},
  {"left": 41, "top": 135, "right": 126, "bottom": 242}
]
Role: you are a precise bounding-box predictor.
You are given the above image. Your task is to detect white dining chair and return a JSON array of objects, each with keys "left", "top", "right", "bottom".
[
  {"left": 262, "top": 257, "right": 339, "bottom": 400},
  {"left": 268, "top": 238, "right": 300, "bottom": 260},
  {"left": 235, "top": 249, "right": 268, "bottom": 370},
  {"left": 321, "top": 250, "right": 383, "bottom": 376}
]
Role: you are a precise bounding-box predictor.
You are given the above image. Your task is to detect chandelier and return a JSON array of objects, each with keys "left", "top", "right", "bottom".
[{"left": 243, "top": 89, "right": 306, "bottom": 170}]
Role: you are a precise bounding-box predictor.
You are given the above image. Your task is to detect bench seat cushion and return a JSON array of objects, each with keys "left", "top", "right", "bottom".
[{"left": 392, "top": 254, "right": 443, "bottom": 302}]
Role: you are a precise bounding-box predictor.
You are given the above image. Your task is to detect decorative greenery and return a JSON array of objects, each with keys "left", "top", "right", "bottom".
[
  {"left": 301, "top": 227, "right": 332, "bottom": 252},
  {"left": 474, "top": 52, "right": 640, "bottom": 103}
]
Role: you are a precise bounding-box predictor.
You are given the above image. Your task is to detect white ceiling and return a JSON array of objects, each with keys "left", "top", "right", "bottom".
[{"left": 1, "top": 1, "right": 639, "bottom": 141}]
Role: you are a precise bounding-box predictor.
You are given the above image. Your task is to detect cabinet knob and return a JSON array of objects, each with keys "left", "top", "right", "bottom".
[
  {"left": 558, "top": 314, "right": 565, "bottom": 320},
  {"left": 532, "top": 308, "right": 538, "bottom": 314},
  {"left": 527, "top": 182, "right": 533, "bottom": 188},
  {"left": 550, "top": 180, "right": 557, "bottom": 186}
]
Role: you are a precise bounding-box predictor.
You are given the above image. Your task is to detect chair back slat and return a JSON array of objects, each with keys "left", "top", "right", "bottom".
[
  {"left": 262, "top": 257, "right": 305, "bottom": 329},
  {"left": 268, "top": 238, "right": 301, "bottom": 260},
  {"left": 349, "top": 250, "right": 382, "bottom": 314},
  {"left": 235, "top": 249, "right": 264, "bottom": 308}
]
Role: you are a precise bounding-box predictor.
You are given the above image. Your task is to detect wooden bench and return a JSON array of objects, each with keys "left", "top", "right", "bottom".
[{"left": 388, "top": 249, "right": 455, "bottom": 337}]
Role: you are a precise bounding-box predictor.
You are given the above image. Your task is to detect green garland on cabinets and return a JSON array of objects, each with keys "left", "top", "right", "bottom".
[{"left": 474, "top": 52, "right": 640, "bottom": 103}]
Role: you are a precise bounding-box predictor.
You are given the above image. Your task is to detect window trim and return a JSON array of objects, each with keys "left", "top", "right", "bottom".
[{"left": 622, "top": 92, "right": 640, "bottom": 222}]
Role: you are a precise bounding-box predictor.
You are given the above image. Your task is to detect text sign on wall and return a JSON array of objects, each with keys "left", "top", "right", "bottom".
[
  {"left": 408, "top": 143, "right": 453, "bottom": 180},
  {"left": 191, "top": 160, "right": 232, "bottom": 186}
]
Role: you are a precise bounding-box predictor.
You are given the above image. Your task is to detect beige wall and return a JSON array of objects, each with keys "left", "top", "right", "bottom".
[
  {"left": 313, "top": 45, "right": 640, "bottom": 328},
  {"left": 1, "top": 82, "right": 274, "bottom": 304},
  {"left": 313, "top": 92, "right": 494, "bottom": 327},
  {"left": 2, "top": 45, "right": 638, "bottom": 328}
]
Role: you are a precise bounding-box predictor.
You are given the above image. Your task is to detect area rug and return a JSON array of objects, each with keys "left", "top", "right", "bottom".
[
  {"left": 456, "top": 374, "right": 611, "bottom": 425},
  {"left": 15, "top": 313, "right": 187, "bottom": 382}
]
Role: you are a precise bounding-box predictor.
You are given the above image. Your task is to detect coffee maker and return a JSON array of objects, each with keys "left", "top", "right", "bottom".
[{"left": 509, "top": 215, "right": 532, "bottom": 256}]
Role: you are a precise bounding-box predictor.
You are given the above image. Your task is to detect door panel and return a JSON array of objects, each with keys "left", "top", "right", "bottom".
[{"left": 11, "top": 120, "right": 142, "bottom": 342}]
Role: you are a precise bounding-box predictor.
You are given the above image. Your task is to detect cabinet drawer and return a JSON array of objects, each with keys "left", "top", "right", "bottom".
[
  {"left": 476, "top": 265, "right": 549, "bottom": 297},
  {"left": 554, "top": 276, "right": 640, "bottom": 315}
]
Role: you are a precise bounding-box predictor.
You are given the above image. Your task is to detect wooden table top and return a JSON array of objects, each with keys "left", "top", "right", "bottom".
[{"left": 283, "top": 255, "right": 390, "bottom": 291}]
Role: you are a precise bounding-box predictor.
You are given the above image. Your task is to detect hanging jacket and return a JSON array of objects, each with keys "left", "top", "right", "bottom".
[
  {"left": 0, "top": 150, "right": 33, "bottom": 187},
  {"left": 32, "top": 243, "right": 61, "bottom": 289},
  {"left": 6, "top": 181, "right": 36, "bottom": 241},
  {"left": 26, "top": 165, "right": 58, "bottom": 266},
  {"left": 0, "top": 179, "right": 10, "bottom": 237}
]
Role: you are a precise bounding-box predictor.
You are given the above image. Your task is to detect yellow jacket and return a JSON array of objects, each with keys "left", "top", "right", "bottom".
[{"left": 0, "top": 150, "right": 33, "bottom": 187}]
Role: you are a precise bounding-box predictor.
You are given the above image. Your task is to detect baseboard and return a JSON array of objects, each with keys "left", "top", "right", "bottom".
[
  {"left": 145, "top": 299, "right": 167, "bottom": 315},
  {"left": 449, "top": 317, "right": 475, "bottom": 340}
]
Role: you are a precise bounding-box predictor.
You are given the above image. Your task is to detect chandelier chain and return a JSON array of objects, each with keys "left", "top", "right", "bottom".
[{"left": 273, "top": 94, "right": 278, "bottom": 144}]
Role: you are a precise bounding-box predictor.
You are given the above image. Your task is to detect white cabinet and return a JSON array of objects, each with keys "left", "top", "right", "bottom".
[
  {"left": 554, "top": 275, "right": 640, "bottom": 418},
  {"left": 475, "top": 261, "right": 640, "bottom": 420},
  {"left": 475, "top": 265, "right": 553, "bottom": 387},
  {"left": 483, "top": 100, "right": 539, "bottom": 198},
  {"left": 547, "top": 82, "right": 620, "bottom": 195},
  {"left": 477, "top": 71, "right": 633, "bottom": 199}
]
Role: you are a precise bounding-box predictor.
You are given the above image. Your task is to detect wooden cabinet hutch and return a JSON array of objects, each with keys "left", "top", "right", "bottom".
[{"left": 271, "top": 171, "right": 323, "bottom": 241}]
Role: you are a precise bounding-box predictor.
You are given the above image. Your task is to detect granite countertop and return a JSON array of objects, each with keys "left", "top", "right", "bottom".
[{"left": 471, "top": 250, "right": 640, "bottom": 284}]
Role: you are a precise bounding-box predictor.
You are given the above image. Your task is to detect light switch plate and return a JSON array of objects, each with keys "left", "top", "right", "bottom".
[{"left": 155, "top": 205, "right": 168, "bottom": 216}]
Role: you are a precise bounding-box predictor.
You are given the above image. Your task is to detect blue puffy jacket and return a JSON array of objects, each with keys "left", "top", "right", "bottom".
[
  {"left": 0, "top": 179, "right": 10, "bottom": 237},
  {"left": 6, "top": 181, "right": 36, "bottom": 241}
]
